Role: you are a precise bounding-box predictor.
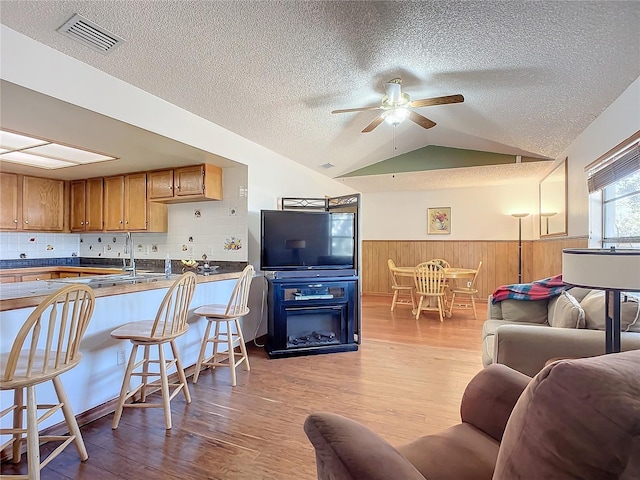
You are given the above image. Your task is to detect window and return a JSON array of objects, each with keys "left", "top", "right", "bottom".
[
  {"left": 602, "top": 169, "right": 640, "bottom": 248},
  {"left": 586, "top": 133, "right": 640, "bottom": 249}
]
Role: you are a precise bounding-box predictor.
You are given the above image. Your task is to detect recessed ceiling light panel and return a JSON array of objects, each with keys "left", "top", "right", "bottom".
[
  {"left": 0, "top": 130, "right": 47, "bottom": 149},
  {"left": 1, "top": 151, "right": 76, "bottom": 169},
  {"left": 29, "top": 144, "right": 114, "bottom": 164},
  {"left": 0, "top": 128, "right": 118, "bottom": 169}
]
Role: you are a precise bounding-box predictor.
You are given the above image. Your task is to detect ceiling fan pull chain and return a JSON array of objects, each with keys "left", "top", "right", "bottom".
[{"left": 392, "top": 125, "right": 397, "bottom": 179}]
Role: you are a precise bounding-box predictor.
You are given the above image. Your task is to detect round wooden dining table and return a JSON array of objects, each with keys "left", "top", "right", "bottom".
[
  {"left": 392, "top": 266, "right": 477, "bottom": 317},
  {"left": 393, "top": 266, "right": 477, "bottom": 280}
]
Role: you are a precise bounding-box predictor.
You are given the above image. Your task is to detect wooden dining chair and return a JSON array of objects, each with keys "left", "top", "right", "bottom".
[
  {"left": 110, "top": 272, "right": 196, "bottom": 430},
  {"left": 387, "top": 259, "right": 416, "bottom": 312},
  {"left": 192, "top": 265, "right": 255, "bottom": 386},
  {"left": 448, "top": 261, "right": 482, "bottom": 318},
  {"left": 0, "top": 284, "right": 95, "bottom": 480},
  {"left": 414, "top": 261, "right": 447, "bottom": 322}
]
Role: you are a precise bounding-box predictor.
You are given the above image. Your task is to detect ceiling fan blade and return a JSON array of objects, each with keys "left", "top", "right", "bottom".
[
  {"left": 409, "top": 94, "right": 464, "bottom": 109},
  {"left": 409, "top": 111, "right": 436, "bottom": 130},
  {"left": 331, "top": 105, "right": 383, "bottom": 114},
  {"left": 362, "top": 116, "right": 385, "bottom": 133}
]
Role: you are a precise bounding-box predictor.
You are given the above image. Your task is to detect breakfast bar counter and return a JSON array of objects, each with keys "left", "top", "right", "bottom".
[
  {"left": 0, "top": 268, "right": 258, "bottom": 436},
  {"left": 0, "top": 270, "right": 242, "bottom": 311}
]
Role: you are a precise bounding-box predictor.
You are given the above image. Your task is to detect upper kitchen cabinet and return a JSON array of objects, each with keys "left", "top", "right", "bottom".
[
  {"left": 70, "top": 178, "right": 104, "bottom": 232},
  {"left": 0, "top": 173, "right": 64, "bottom": 232},
  {"left": 148, "top": 164, "right": 222, "bottom": 203},
  {"left": 0, "top": 172, "right": 19, "bottom": 230},
  {"left": 22, "top": 176, "right": 65, "bottom": 231},
  {"left": 105, "top": 173, "right": 167, "bottom": 232}
]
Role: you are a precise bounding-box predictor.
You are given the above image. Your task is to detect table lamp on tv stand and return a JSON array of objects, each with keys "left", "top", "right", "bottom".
[{"left": 285, "top": 239, "right": 306, "bottom": 265}]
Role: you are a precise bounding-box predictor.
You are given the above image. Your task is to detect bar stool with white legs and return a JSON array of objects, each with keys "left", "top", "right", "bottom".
[
  {"left": 0, "top": 284, "right": 95, "bottom": 480},
  {"left": 110, "top": 272, "right": 196, "bottom": 430},
  {"left": 193, "top": 265, "right": 255, "bottom": 386}
]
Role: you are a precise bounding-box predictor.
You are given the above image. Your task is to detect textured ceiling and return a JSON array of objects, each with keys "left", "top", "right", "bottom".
[{"left": 1, "top": 1, "right": 639, "bottom": 191}]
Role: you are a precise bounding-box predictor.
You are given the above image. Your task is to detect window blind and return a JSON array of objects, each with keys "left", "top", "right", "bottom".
[{"left": 587, "top": 142, "right": 640, "bottom": 193}]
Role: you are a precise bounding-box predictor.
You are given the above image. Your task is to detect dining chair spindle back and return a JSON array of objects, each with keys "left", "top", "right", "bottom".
[
  {"left": 387, "top": 259, "right": 416, "bottom": 312},
  {"left": 414, "top": 261, "right": 447, "bottom": 322},
  {"left": 448, "top": 261, "right": 483, "bottom": 318}
]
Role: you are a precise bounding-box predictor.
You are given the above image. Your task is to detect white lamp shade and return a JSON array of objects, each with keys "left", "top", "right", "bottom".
[{"left": 562, "top": 248, "right": 640, "bottom": 291}]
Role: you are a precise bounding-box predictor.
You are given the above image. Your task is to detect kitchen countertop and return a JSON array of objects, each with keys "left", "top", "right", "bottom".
[
  {"left": 0, "top": 265, "right": 124, "bottom": 275},
  {"left": 0, "top": 270, "right": 242, "bottom": 312}
]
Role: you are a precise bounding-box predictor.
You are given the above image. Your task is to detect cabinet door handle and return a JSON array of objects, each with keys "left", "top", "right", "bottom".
[
  {"left": 125, "top": 220, "right": 129, "bottom": 224},
  {"left": 169, "top": 185, "right": 173, "bottom": 190},
  {"left": 86, "top": 222, "right": 89, "bottom": 226},
  {"left": 13, "top": 219, "right": 17, "bottom": 223},
  {"left": 81, "top": 221, "right": 85, "bottom": 225},
  {"left": 24, "top": 220, "right": 29, "bottom": 224},
  {"left": 120, "top": 220, "right": 123, "bottom": 224}
]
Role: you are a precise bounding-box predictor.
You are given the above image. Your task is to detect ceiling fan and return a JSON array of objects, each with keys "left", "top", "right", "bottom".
[{"left": 331, "top": 78, "right": 464, "bottom": 133}]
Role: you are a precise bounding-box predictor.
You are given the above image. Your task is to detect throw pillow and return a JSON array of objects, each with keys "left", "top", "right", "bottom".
[
  {"left": 566, "top": 287, "right": 592, "bottom": 303},
  {"left": 500, "top": 299, "right": 548, "bottom": 324},
  {"left": 548, "top": 291, "right": 585, "bottom": 328},
  {"left": 581, "top": 290, "right": 640, "bottom": 331}
]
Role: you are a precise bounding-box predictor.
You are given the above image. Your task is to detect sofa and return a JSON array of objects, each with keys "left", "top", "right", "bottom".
[
  {"left": 483, "top": 286, "right": 640, "bottom": 376},
  {"left": 304, "top": 351, "right": 640, "bottom": 479}
]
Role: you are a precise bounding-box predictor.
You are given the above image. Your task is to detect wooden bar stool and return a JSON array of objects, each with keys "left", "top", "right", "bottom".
[
  {"left": 193, "top": 265, "right": 254, "bottom": 386},
  {"left": 110, "top": 272, "right": 196, "bottom": 430},
  {"left": 0, "top": 284, "right": 95, "bottom": 480}
]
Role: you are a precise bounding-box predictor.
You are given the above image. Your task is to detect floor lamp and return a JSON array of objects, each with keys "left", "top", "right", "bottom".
[
  {"left": 511, "top": 213, "right": 529, "bottom": 284},
  {"left": 563, "top": 248, "right": 640, "bottom": 353}
]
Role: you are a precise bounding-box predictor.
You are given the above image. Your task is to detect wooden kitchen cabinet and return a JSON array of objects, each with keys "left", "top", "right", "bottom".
[
  {"left": 21, "top": 273, "right": 53, "bottom": 282},
  {"left": 148, "top": 164, "right": 222, "bottom": 203},
  {"left": 22, "top": 176, "right": 65, "bottom": 231},
  {"left": 104, "top": 175, "right": 125, "bottom": 230},
  {"left": 1, "top": 173, "right": 64, "bottom": 232},
  {"left": 0, "top": 172, "right": 19, "bottom": 230},
  {"left": 105, "top": 173, "right": 167, "bottom": 232},
  {"left": 70, "top": 178, "right": 104, "bottom": 231}
]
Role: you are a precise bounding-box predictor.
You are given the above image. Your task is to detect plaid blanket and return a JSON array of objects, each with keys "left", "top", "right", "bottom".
[{"left": 491, "top": 274, "right": 571, "bottom": 303}]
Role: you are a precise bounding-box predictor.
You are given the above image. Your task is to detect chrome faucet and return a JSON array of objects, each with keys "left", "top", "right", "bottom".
[{"left": 123, "top": 232, "right": 137, "bottom": 277}]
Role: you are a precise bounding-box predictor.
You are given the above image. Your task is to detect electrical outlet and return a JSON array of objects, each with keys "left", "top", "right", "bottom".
[
  {"left": 117, "top": 348, "right": 127, "bottom": 366},
  {"left": 467, "top": 281, "right": 472, "bottom": 288}
]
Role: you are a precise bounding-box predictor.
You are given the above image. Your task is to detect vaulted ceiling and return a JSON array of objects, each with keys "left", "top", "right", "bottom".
[{"left": 1, "top": 1, "right": 638, "bottom": 191}]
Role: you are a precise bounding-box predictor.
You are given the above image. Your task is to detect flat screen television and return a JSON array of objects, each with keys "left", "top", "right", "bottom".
[{"left": 260, "top": 210, "right": 356, "bottom": 271}]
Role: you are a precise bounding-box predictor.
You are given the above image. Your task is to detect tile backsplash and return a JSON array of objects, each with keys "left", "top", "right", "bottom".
[{"left": 0, "top": 166, "right": 248, "bottom": 263}]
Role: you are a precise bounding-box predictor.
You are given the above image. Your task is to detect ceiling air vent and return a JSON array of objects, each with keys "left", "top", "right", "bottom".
[
  {"left": 57, "top": 13, "right": 124, "bottom": 54},
  {"left": 319, "top": 163, "right": 335, "bottom": 169}
]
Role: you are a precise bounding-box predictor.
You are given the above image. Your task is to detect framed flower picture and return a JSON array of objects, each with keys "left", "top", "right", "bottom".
[{"left": 427, "top": 207, "right": 451, "bottom": 235}]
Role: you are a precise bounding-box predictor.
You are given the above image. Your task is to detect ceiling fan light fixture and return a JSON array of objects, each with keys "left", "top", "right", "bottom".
[{"left": 382, "top": 107, "right": 410, "bottom": 126}]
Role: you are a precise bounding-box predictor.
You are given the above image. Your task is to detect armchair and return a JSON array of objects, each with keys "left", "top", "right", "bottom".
[{"left": 304, "top": 351, "right": 640, "bottom": 479}]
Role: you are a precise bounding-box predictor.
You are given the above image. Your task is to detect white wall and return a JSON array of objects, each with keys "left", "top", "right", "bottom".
[
  {"left": 361, "top": 76, "right": 640, "bottom": 242},
  {"left": 362, "top": 183, "right": 538, "bottom": 241}
]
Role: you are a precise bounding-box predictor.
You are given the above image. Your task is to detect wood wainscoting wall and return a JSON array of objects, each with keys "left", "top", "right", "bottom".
[{"left": 361, "top": 236, "right": 587, "bottom": 300}]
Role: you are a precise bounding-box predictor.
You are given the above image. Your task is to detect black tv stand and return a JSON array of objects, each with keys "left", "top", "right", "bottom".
[{"left": 265, "top": 272, "right": 359, "bottom": 359}]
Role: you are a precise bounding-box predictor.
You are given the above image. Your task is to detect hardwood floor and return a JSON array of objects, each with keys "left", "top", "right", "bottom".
[{"left": 1, "top": 294, "right": 487, "bottom": 479}]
